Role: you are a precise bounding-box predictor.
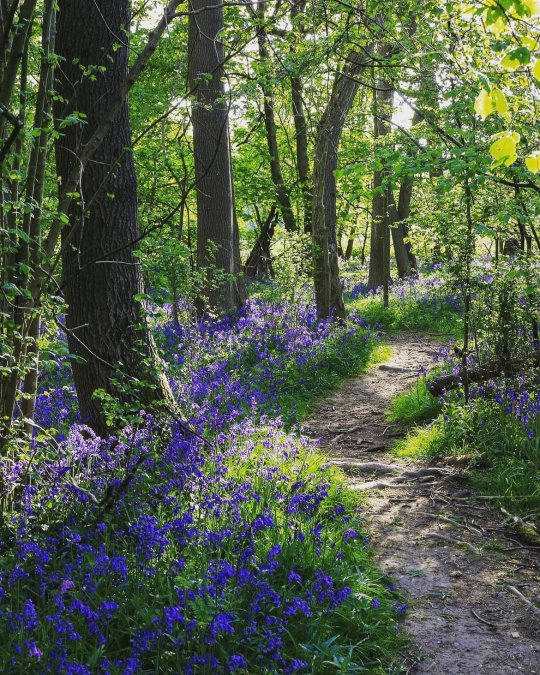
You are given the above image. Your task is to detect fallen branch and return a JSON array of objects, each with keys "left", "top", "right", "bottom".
[
  {"left": 471, "top": 609, "right": 498, "bottom": 628},
  {"left": 426, "top": 532, "right": 480, "bottom": 555},
  {"left": 428, "top": 357, "right": 539, "bottom": 396},
  {"left": 506, "top": 585, "right": 540, "bottom": 617}
]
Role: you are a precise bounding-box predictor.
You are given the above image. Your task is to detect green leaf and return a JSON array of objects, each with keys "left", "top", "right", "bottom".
[{"left": 501, "top": 47, "right": 530, "bottom": 70}]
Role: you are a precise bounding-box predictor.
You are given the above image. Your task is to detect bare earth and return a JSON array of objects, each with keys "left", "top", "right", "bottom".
[{"left": 302, "top": 333, "right": 540, "bottom": 674}]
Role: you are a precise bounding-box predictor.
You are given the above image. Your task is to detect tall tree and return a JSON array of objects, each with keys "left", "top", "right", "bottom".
[
  {"left": 255, "top": 2, "right": 297, "bottom": 232},
  {"left": 312, "top": 50, "right": 367, "bottom": 320},
  {"left": 368, "top": 48, "right": 393, "bottom": 294},
  {"left": 54, "top": 0, "right": 172, "bottom": 435},
  {"left": 188, "top": 0, "right": 244, "bottom": 313}
]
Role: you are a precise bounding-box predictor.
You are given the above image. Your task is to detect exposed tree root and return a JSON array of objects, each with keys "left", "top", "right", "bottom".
[
  {"left": 351, "top": 467, "right": 453, "bottom": 491},
  {"left": 426, "top": 532, "right": 481, "bottom": 555}
]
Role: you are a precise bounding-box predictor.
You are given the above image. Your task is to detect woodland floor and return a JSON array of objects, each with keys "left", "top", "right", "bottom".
[{"left": 302, "top": 333, "right": 540, "bottom": 674}]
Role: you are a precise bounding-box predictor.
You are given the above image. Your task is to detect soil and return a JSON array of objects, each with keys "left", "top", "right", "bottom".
[{"left": 302, "top": 333, "right": 540, "bottom": 674}]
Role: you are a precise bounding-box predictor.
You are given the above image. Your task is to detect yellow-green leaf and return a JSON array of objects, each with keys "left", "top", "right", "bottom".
[
  {"left": 474, "top": 90, "right": 492, "bottom": 118},
  {"left": 489, "top": 133, "right": 520, "bottom": 167},
  {"left": 523, "top": 0, "right": 540, "bottom": 16},
  {"left": 532, "top": 60, "right": 540, "bottom": 80},
  {"left": 501, "top": 53, "right": 521, "bottom": 70},
  {"left": 520, "top": 36, "right": 537, "bottom": 50},
  {"left": 491, "top": 88, "right": 510, "bottom": 121},
  {"left": 525, "top": 152, "right": 540, "bottom": 172}
]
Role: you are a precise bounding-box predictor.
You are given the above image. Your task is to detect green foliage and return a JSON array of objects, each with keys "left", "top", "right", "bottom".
[
  {"left": 388, "top": 377, "right": 441, "bottom": 425},
  {"left": 395, "top": 399, "right": 540, "bottom": 525}
]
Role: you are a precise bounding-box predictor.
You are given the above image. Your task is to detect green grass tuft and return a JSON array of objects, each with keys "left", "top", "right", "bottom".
[
  {"left": 392, "top": 424, "right": 446, "bottom": 459},
  {"left": 348, "top": 296, "right": 461, "bottom": 337},
  {"left": 387, "top": 378, "right": 441, "bottom": 425}
]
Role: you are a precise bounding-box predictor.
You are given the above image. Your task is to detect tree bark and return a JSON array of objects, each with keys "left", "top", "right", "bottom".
[
  {"left": 290, "top": 0, "right": 311, "bottom": 233},
  {"left": 396, "top": 172, "right": 417, "bottom": 270},
  {"left": 312, "top": 51, "right": 366, "bottom": 320},
  {"left": 245, "top": 204, "right": 277, "bottom": 280},
  {"left": 368, "top": 50, "right": 393, "bottom": 291},
  {"left": 54, "top": 0, "right": 172, "bottom": 435},
  {"left": 256, "top": 4, "right": 296, "bottom": 232},
  {"left": 188, "top": 0, "right": 242, "bottom": 314}
]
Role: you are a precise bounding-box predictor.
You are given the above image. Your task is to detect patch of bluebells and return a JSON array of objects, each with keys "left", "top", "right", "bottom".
[
  {"left": 0, "top": 299, "right": 403, "bottom": 672},
  {"left": 345, "top": 273, "right": 461, "bottom": 312},
  {"left": 156, "top": 298, "right": 377, "bottom": 429},
  {"left": 431, "top": 340, "right": 540, "bottom": 441}
]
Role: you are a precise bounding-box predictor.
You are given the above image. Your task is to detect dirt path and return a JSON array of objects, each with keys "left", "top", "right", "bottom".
[{"left": 302, "top": 333, "right": 540, "bottom": 674}]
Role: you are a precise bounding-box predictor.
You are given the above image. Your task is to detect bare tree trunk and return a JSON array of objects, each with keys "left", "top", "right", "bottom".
[
  {"left": 312, "top": 51, "right": 367, "bottom": 320},
  {"left": 21, "top": 0, "right": 56, "bottom": 433},
  {"left": 388, "top": 190, "right": 411, "bottom": 278},
  {"left": 396, "top": 172, "right": 417, "bottom": 270},
  {"left": 256, "top": 3, "right": 296, "bottom": 232},
  {"left": 368, "top": 56, "right": 393, "bottom": 291},
  {"left": 245, "top": 204, "right": 277, "bottom": 280},
  {"left": 54, "top": 0, "right": 172, "bottom": 435},
  {"left": 290, "top": 0, "right": 311, "bottom": 233},
  {"left": 188, "top": 0, "right": 241, "bottom": 313}
]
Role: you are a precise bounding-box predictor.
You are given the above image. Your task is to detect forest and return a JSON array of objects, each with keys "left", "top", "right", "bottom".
[{"left": 0, "top": 0, "right": 539, "bottom": 672}]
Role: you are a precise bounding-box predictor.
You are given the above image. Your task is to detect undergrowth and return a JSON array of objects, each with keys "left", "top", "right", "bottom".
[
  {"left": 390, "top": 379, "right": 540, "bottom": 527},
  {"left": 1, "top": 299, "right": 408, "bottom": 673}
]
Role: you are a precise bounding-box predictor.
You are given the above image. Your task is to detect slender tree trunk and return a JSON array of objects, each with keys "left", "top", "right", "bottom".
[
  {"left": 54, "top": 0, "right": 172, "bottom": 435},
  {"left": 256, "top": 4, "right": 296, "bottom": 232},
  {"left": 188, "top": 0, "right": 241, "bottom": 314},
  {"left": 388, "top": 190, "right": 411, "bottom": 278},
  {"left": 368, "top": 57, "right": 393, "bottom": 291},
  {"left": 245, "top": 204, "right": 277, "bottom": 280},
  {"left": 290, "top": 0, "right": 311, "bottom": 233},
  {"left": 312, "top": 51, "right": 367, "bottom": 320},
  {"left": 396, "top": 172, "right": 417, "bottom": 270},
  {"left": 21, "top": 0, "right": 56, "bottom": 433}
]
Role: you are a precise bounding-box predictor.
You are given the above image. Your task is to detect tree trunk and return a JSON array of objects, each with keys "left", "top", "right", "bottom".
[
  {"left": 188, "top": 0, "right": 241, "bottom": 313},
  {"left": 368, "top": 54, "right": 393, "bottom": 291},
  {"left": 312, "top": 51, "right": 366, "bottom": 320},
  {"left": 388, "top": 190, "right": 411, "bottom": 278},
  {"left": 245, "top": 204, "right": 277, "bottom": 280},
  {"left": 396, "top": 173, "right": 417, "bottom": 270},
  {"left": 54, "top": 0, "right": 172, "bottom": 435},
  {"left": 290, "top": 0, "right": 311, "bottom": 233},
  {"left": 256, "top": 4, "right": 296, "bottom": 232}
]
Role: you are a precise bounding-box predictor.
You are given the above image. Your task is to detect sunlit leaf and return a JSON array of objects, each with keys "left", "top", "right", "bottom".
[
  {"left": 525, "top": 152, "right": 540, "bottom": 172},
  {"left": 489, "top": 132, "right": 520, "bottom": 166},
  {"left": 523, "top": 0, "right": 540, "bottom": 16},
  {"left": 491, "top": 88, "right": 510, "bottom": 121},
  {"left": 474, "top": 89, "right": 491, "bottom": 118}
]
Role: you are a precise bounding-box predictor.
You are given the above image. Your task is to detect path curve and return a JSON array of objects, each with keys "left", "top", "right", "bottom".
[{"left": 302, "top": 333, "right": 540, "bottom": 674}]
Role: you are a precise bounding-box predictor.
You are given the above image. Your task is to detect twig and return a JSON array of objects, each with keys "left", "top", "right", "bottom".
[
  {"left": 416, "top": 511, "right": 483, "bottom": 534},
  {"left": 471, "top": 609, "right": 498, "bottom": 628},
  {"left": 506, "top": 585, "right": 540, "bottom": 617},
  {"left": 426, "top": 532, "right": 481, "bottom": 555}
]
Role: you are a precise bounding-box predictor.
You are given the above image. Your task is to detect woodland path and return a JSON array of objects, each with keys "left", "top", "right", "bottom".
[{"left": 302, "top": 333, "right": 540, "bottom": 674}]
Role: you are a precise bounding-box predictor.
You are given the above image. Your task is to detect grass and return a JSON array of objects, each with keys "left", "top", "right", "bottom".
[
  {"left": 387, "top": 377, "right": 441, "bottom": 425},
  {"left": 389, "top": 390, "right": 540, "bottom": 527},
  {"left": 348, "top": 295, "right": 461, "bottom": 337}
]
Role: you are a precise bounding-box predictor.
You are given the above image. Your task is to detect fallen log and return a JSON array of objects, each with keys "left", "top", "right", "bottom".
[{"left": 427, "top": 357, "right": 539, "bottom": 396}]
